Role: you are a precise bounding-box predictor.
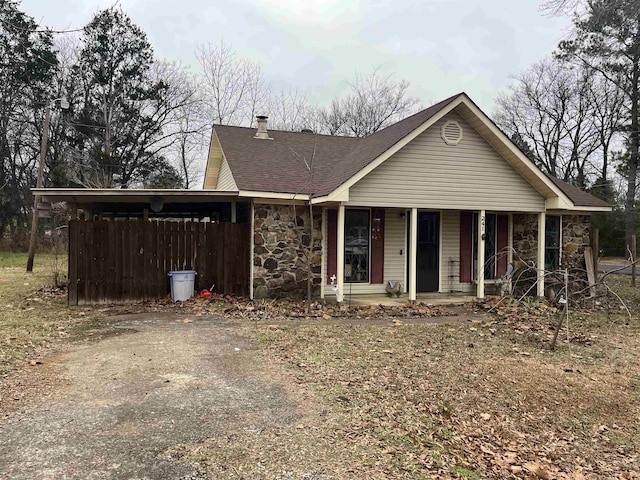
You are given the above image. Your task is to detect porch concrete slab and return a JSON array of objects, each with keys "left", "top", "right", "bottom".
[{"left": 329, "top": 294, "right": 476, "bottom": 307}]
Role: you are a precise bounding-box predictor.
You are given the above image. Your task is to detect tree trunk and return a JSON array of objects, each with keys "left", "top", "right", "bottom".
[{"left": 625, "top": 62, "right": 640, "bottom": 249}]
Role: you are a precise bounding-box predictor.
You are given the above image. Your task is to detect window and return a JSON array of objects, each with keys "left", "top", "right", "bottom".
[
  {"left": 344, "top": 209, "right": 370, "bottom": 283},
  {"left": 545, "top": 216, "right": 561, "bottom": 271},
  {"left": 473, "top": 213, "right": 498, "bottom": 280}
]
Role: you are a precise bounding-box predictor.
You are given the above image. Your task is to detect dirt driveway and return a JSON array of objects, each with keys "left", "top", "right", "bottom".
[{"left": 0, "top": 313, "right": 322, "bottom": 480}]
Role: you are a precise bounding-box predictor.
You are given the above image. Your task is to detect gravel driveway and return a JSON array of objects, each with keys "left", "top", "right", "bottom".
[{"left": 0, "top": 313, "right": 311, "bottom": 480}]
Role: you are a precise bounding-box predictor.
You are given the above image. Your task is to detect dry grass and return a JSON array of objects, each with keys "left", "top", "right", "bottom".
[
  {"left": 0, "top": 252, "right": 113, "bottom": 377},
  {"left": 243, "top": 296, "right": 640, "bottom": 479}
]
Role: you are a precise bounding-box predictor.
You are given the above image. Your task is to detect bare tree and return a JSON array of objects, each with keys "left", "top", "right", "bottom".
[
  {"left": 195, "top": 40, "right": 269, "bottom": 127},
  {"left": 540, "top": 0, "right": 586, "bottom": 16},
  {"left": 495, "top": 58, "right": 622, "bottom": 187},
  {"left": 151, "top": 61, "right": 207, "bottom": 188},
  {"left": 313, "top": 68, "right": 420, "bottom": 137},
  {"left": 267, "top": 87, "right": 312, "bottom": 132}
]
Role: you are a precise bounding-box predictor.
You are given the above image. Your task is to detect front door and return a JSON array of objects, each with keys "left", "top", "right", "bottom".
[{"left": 417, "top": 211, "right": 440, "bottom": 292}]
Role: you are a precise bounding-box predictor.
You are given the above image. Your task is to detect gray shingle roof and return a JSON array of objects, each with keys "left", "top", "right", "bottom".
[
  {"left": 215, "top": 93, "right": 462, "bottom": 196},
  {"left": 546, "top": 175, "right": 610, "bottom": 208}
]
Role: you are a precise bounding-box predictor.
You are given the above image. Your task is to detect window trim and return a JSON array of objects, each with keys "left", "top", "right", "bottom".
[
  {"left": 344, "top": 208, "right": 372, "bottom": 284},
  {"left": 544, "top": 215, "right": 562, "bottom": 272}
]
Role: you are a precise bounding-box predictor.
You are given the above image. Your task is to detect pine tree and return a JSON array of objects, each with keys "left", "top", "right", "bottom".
[{"left": 69, "top": 8, "right": 172, "bottom": 188}]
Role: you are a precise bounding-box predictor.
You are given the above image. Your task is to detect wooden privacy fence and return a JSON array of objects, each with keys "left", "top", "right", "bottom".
[{"left": 68, "top": 219, "right": 250, "bottom": 305}]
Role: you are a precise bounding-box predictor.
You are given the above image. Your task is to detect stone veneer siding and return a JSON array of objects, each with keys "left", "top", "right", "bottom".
[
  {"left": 561, "top": 215, "right": 591, "bottom": 271},
  {"left": 512, "top": 214, "right": 591, "bottom": 270},
  {"left": 252, "top": 204, "right": 322, "bottom": 300}
]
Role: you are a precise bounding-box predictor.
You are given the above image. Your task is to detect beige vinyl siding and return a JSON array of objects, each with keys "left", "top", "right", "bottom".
[
  {"left": 347, "top": 112, "right": 545, "bottom": 212},
  {"left": 325, "top": 208, "right": 406, "bottom": 296},
  {"left": 203, "top": 130, "right": 224, "bottom": 189},
  {"left": 439, "top": 210, "right": 474, "bottom": 294},
  {"left": 383, "top": 210, "right": 406, "bottom": 291},
  {"left": 216, "top": 157, "right": 238, "bottom": 190}
]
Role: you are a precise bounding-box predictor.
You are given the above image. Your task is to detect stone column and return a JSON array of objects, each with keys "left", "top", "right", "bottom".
[{"left": 537, "top": 212, "right": 546, "bottom": 297}]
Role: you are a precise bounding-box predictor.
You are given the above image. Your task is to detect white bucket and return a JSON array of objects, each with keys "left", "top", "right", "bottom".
[{"left": 168, "top": 270, "right": 197, "bottom": 302}]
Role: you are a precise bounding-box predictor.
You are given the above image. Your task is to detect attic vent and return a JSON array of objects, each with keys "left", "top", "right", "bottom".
[{"left": 441, "top": 120, "right": 463, "bottom": 146}]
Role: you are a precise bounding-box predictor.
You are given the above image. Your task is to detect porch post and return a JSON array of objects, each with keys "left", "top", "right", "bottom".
[
  {"left": 249, "top": 200, "right": 255, "bottom": 300},
  {"left": 336, "top": 204, "right": 345, "bottom": 303},
  {"left": 409, "top": 208, "right": 418, "bottom": 301},
  {"left": 320, "top": 207, "right": 326, "bottom": 299},
  {"left": 508, "top": 213, "right": 513, "bottom": 266},
  {"left": 537, "top": 212, "right": 546, "bottom": 297},
  {"left": 477, "top": 210, "right": 485, "bottom": 299}
]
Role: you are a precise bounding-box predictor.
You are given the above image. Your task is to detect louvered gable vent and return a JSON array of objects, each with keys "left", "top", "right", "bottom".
[{"left": 441, "top": 120, "right": 463, "bottom": 146}]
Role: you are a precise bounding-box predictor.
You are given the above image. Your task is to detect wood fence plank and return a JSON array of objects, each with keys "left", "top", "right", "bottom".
[
  {"left": 161, "top": 221, "right": 170, "bottom": 296},
  {"left": 106, "top": 221, "right": 116, "bottom": 302},
  {"left": 178, "top": 221, "right": 185, "bottom": 271},
  {"left": 68, "top": 220, "right": 78, "bottom": 306},
  {"left": 205, "top": 223, "right": 214, "bottom": 292},
  {"left": 78, "top": 220, "right": 87, "bottom": 305},
  {"left": 171, "top": 221, "right": 179, "bottom": 272},
  {"left": 114, "top": 221, "right": 122, "bottom": 302},
  {"left": 196, "top": 223, "right": 206, "bottom": 291},
  {"left": 136, "top": 220, "right": 145, "bottom": 300},
  {"left": 223, "top": 225, "right": 232, "bottom": 294},
  {"left": 123, "top": 220, "right": 131, "bottom": 302},
  {"left": 185, "top": 221, "right": 192, "bottom": 271},
  {"left": 143, "top": 220, "right": 152, "bottom": 300},
  {"left": 86, "top": 221, "right": 95, "bottom": 304}
]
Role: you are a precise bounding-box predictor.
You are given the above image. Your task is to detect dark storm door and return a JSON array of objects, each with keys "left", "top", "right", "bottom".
[{"left": 417, "top": 211, "right": 440, "bottom": 292}]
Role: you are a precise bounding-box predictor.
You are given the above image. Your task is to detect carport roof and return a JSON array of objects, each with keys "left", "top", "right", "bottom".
[{"left": 33, "top": 188, "right": 240, "bottom": 204}]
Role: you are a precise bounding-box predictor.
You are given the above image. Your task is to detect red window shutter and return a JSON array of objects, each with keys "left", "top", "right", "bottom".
[
  {"left": 371, "top": 208, "right": 385, "bottom": 284},
  {"left": 497, "top": 215, "right": 509, "bottom": 277},
  {"left": 459, "top": 211, "right": 473, "bottom": 283},
  {"left": 327, "top": 209, "right": 337, "bottom": 284}
]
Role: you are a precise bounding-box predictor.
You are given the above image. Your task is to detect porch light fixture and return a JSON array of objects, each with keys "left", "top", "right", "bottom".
[{"left": 150, "top": 196, "right": 164, "bottom": 213}]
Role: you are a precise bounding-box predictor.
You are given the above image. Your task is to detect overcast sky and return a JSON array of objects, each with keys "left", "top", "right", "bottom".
[{"left": 21, "top": 0, "right": 571, "bottom": 115}]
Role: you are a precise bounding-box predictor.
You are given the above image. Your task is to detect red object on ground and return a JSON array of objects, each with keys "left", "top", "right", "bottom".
[{"left": 199, "top": 289, "right": 212, "bottom": 298}]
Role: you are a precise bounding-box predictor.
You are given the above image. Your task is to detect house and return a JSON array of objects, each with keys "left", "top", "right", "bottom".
[
  {"left": 37, "top": 93, "right": 610, "bottom": 305},
  {"left": 204, "top": 92, "right": 609, "bottom": 302}
]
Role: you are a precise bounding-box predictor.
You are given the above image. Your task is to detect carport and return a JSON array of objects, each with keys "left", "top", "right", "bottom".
[{"left": 35, "top": 188, "right": 251, "bottom": 305}]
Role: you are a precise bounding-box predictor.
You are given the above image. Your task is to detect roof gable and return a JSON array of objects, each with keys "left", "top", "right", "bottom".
[{"left": 347, "top": 111, "right": 546, "bottom": 212}]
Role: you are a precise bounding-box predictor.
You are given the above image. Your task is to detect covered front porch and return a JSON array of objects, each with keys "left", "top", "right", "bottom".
[{"left": 321, "top": 206, "right": 549, "bottom": 303}]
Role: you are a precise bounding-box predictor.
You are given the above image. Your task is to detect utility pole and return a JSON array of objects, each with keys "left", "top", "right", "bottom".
[{"left": 26, "top": 98, "right": 68, "bottom": 272}]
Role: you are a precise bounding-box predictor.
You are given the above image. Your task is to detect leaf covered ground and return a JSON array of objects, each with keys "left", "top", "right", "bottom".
[{"left": 243, "top": 299, "right": 640, "bottom": 479}]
